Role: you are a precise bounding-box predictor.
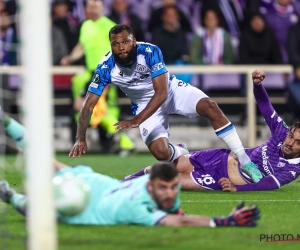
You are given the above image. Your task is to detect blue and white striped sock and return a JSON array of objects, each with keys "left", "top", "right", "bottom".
[
  {"left": 168, "top": 142, "right": 189, "bottom": 162},
  {"left": 215, "top": 122, "right": 250, "bottom": 166}
]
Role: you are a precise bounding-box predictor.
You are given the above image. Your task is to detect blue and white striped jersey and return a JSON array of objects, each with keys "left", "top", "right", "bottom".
[{"left": 88, "top": 42, "right": 169, "bottom": 106}]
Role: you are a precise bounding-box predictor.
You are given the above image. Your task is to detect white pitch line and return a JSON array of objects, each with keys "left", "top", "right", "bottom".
[{"left": 182, "top": 200, "right": 300, "bottom": 202}]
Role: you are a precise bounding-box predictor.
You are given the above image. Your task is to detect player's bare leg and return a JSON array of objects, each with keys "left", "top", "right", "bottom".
[
  {"left": 148, "top": 138, "right": 189, "bottom": 162},
  {"left": 195, "top": 98, "right": 263, "bottom": 183},
  {"left": 178, "top": 173, "right": 206, "bottom": 191}
]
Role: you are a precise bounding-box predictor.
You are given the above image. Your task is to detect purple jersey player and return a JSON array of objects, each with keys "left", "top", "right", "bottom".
[{"left": 124, "top": 70, "right": 300, "bottom": 191}]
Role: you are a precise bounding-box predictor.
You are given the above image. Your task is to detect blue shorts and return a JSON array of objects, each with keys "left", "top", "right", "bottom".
[{"left": 55, "top": 165, "right": 119, "bottom": 224}]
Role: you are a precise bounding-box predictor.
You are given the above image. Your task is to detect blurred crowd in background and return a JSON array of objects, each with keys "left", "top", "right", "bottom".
[
  {"left": 1, "top": 0, "right": 300, "bottom": 154},
  {"left": 1, "top": 0, "right": 300, "bottom": 72}
]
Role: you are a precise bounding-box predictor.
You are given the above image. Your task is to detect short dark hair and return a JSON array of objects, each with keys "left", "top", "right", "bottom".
[
  {"left": 150, "top": 163, "right": 178, "bottom": 182},
  {"left": 109, "top": 24, "right": 135, "bottom": 39},
  {"left": 290, "top": 121, "right": 300, "bottom": 132}
]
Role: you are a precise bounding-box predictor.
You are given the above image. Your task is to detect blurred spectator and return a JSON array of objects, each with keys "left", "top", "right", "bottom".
[
  {"left": 286, "top": 21, "right": 300, "bottom": 119},
  {"left": 260, "top": 0, "right": 299, "bottom": 63},
  {"left": 52, "top": 25, "right": 68, "bottom": 65},
  {"left": 151, "top": 6, "right": 189, "bottom": 64},
  {"left": 152, "top": 5, "right": 191, "bottom": 83},
  {"left": 0, "top": 10, "right": 17, "bottom": 65},
  {"left": 239, "top": 13, "right": 283, "bottom": 64},
  {"left": 190, "top": 9, "right": 234, "bottom": 65},
  {"left": 52, "top": 0, "right": 81, "bottom": 55},
  {"left": 287, "top": 21, "right": 300, "bottom": 72},
  {"left": 196, "top": 0, "right": 244, "bottom": 38},
  {"left": 108, "top": 0, "right": 145, "bottom": 41},
  {"left": 1, "top": 0, "right": 17, "bottom": 16},
  {"left": 148, "top": 0, "right": 192, "bottom": 33}
]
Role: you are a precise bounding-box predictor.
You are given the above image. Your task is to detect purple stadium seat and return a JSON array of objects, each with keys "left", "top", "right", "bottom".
[
  {"left": 261, "top": 73, "right": 285, "bottom": 89},
  {"left": 201, "top": 73, "right": 241, "bottom": 92}
]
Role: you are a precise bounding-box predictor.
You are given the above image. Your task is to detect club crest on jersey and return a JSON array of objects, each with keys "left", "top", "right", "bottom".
[
  {"left": 277, "top": 162, "right": 286, "bottom": 168},
  {"left": 142, "top": 128, "right": 148, "bottom": 136},
  {"left": 135, "top": 64, "right": 148, "bottom": 73},
  {"left": 92, "top": 74, "right": 100, "bottom": 83}
]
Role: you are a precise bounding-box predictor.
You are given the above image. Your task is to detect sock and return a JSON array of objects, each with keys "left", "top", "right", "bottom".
[
  {"left": 215, "top": 122, "right": 250, "bottom": 166},
  {"left": 5, "top": 117, "right": 26, "bottom": 151},
  {"left": 121, "top": 166, "right": 150, "bottom": 181},
  {"left": 9, "top": 193, "right": 27, "bottom": 216},
  {"left": 168, "top": 142, "right": 189, "bottom": 162}
]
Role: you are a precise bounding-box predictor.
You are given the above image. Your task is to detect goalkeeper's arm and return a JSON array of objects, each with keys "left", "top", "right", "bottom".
[{"left": 157, "top": 202, "right": 260, "bottom": 227}]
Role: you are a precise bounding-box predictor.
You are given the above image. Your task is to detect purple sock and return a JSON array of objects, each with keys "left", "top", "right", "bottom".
[{"left": 121, "top": 167, "right": 148, "bottom": 182}]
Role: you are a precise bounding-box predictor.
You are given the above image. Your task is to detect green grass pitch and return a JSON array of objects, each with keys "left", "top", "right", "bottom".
[{"left": 0, "top": 153, "right": 299, "bottom": 250}]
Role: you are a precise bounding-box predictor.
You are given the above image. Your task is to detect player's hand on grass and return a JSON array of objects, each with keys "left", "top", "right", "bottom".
[
  {"left": 213, "top": 201, "right": 260, "bottom": 227},
  {"left": 252, "top": 70, "right": 266, "bottom": 85},
  {"left": 69, "top": 140, "right": 88, "bottom": 158},
  {"left": 114, "top": 117, "right": 141, "bottom": 131},
  {"left": 219, "top": 177, "right": 237, "bottom": 192}
]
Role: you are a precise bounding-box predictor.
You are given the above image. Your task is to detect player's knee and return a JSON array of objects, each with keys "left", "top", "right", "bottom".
[
  {"left": 197, "top": 98, "right": 222, "bottom": 119},
  {"left": 151, "top": 147, "right": 170, "bottom": 161}
]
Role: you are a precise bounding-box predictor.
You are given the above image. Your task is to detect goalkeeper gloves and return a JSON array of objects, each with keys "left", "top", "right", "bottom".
[{"left": 212, "top": 201, "right": 260, "bottom": 227}]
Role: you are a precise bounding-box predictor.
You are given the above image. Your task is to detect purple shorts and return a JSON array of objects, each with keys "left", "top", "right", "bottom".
[{"left": 189, "top": 149, "right": 230, "bottom": 190}]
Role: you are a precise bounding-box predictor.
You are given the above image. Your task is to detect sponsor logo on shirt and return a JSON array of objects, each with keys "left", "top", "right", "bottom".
[
  {"left": 146, "top": 46, "right": 152, "bottom": 53},
  {"left": 151, "top": 62, "right": 164, "bottom": 72},
  {"left": 90, "top": 82, "right": 99, "bottom": 88},
  {"left": 147, "top": 205, "right": 157, "bottom": 213},
  {"left": 127, "top": 79, "right": 136, "bottom": 84},
  {"left": 262, "top": 145, "right": 272, "bottom": 175},
  {"left": 282, "top": 121, "right": 289, "bottom": 128},
  {"left": 140, "top": 74, "right": 150, "bottom": 80}
]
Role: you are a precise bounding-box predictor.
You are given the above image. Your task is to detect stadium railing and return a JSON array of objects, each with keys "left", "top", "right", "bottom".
[{"left": 0, "top": 65, "right": 293, "bottom": 148}]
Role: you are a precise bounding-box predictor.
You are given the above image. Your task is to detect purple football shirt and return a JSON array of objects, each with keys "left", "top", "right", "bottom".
[
  {"left": 189, "top": 83, "right": 300, "bottom": 191},
  {"left": 236, "top": 83, "right": 300, "bottom": 191}
]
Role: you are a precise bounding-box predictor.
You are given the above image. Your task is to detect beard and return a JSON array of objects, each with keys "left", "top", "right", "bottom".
[
  {"left": 113, "top": 45, "right": 136, "bottom": 65},
  {"left": 152, "top": 190, "right": 175, "bottom": 210}
]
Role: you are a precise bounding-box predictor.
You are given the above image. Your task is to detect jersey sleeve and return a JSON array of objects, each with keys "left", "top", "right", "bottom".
[
  {"left": 235, "top": 175, "right": 280, "bottom": 191},
  {"left": 254, "top": 83, "right": 289, "bottom": 136},
  {"left": 122, "top": 202, "right": 168, "bottom": 226},
  {"left": 235, "top": 168, "right": 299, "bottom": 191},
  {"left": 144, "top": 45, "right": 168, "bottom": 78},
  {"left": 87, "top": 63, "right": 111, "bottom": 96}
]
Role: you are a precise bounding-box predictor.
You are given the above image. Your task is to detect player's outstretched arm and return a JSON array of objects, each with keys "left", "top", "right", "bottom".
[
  {"left": 157, "top": 202, "right": 260, "bottom": 227},
  {"left": 252, "top": 70, "right": 276, "bottom": 120},
  {"left": 69, "top": 92, "right": 99, "bottom": 157},
  {"left": 219, "top": 176, "right": 280, "bottom": 192}
]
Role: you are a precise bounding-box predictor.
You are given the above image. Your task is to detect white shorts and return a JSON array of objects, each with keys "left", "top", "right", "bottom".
[{"left": 137, "top": 76, "right": 208, "bottom": 146}]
